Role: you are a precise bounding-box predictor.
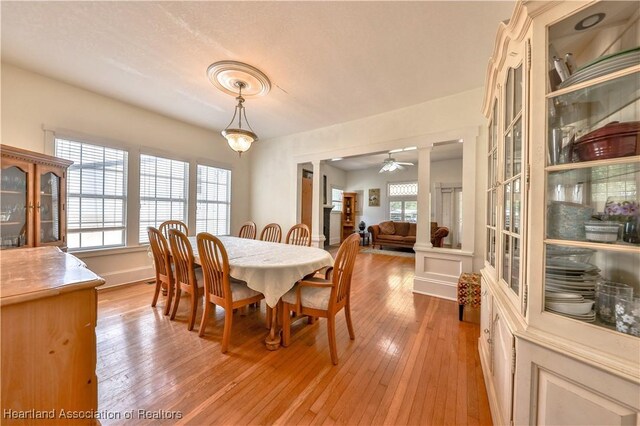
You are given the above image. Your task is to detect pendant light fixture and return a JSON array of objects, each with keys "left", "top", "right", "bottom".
[{"left": 207, "top": 61, "right": 271, "bottom": 156}]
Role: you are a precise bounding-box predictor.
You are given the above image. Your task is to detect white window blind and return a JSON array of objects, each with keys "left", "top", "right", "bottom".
[
  {"left": 196, "top": 164, "right": 231, "bottom": 235},
  {"left": 55, "top": 138, "right": 127, "bottom": 251},
  {"left": 139, "top": 154, "right": 189, "bottom": 243}
]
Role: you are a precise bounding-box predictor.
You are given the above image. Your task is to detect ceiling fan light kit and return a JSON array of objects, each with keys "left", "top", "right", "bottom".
[
  {"left": 207, "top": 61, "right": 270, "bottom": 156},
  {"left": 379, "top": 153, "right": 414, "bottom": 173}
]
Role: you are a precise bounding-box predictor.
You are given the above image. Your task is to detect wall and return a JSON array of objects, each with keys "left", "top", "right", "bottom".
[
  {"left": 345, "top": 165, "right": 418, "bottom": 227},
  {"left": 1, "top": 63, "right": 252, "bottom": 286},
  {"left": 250, "top": 87, "right": 487, "bottom": 267}
]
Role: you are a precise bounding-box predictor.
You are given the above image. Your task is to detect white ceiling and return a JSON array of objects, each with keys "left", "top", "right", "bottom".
[
  {"left": 328, "top": 141, "right": 463, "bottom": 171},
  {"left": 1, "top": 1, "right": 515, "bottom": 140}
]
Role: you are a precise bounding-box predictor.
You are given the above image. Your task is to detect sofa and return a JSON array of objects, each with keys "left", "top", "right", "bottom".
[{"left": 368, "top": 221, "right": 449, "bottom": 249}]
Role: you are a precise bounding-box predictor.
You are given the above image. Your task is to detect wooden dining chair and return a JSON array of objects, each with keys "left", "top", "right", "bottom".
[
  {"left": 147, "top": 227, "right": 174, "bottom": 316},
  {"left": 281, "top": 233, "right": 360, "bottom": 365},
  {"left": 238, "top": 221, "right": 257, "bottom": 239},
  {"left": 160, "top": 220, "right": 188, "bottom": 240},
  {"left": 285, "top": 223, "right": 311, "bottom": 247},
  {"left": 197, "top": 233, "right": 265, "bottom": 352},
  {"left": 260, "top": 223, "right": 282, "bottom": 243},
  {"left": 168, "top": 229, "right": 204, "bottom": 331}
]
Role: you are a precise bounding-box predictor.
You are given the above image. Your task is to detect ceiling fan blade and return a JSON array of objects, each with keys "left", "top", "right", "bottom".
[{"left": 396, "top": 162, "right": 414, "bottom": 166}]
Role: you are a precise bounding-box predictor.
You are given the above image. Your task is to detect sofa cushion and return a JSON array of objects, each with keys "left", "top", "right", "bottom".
[
  {"left": 379, "top": 221, "right": 395, "bottom": 235},
  {"left": 408, "top": 223, "right": 417, "bottom": 236},
  {"left": 394, "top": 222, "right": 409, "bottom": 236},
  {"left": 402, "top": 236, "right": 416, "bottom": 243},
  {"left": 378, "top": 234, "right": 404, "bottom": 242}
]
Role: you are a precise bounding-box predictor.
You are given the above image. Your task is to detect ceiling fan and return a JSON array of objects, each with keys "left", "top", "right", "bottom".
[{"left": 379, "top": 153, "right": 414, "bottom": 173}]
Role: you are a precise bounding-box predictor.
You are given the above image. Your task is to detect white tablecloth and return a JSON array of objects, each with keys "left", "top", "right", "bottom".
[{"left": 188, "top": 236, "right": 334, "bottom": 307}]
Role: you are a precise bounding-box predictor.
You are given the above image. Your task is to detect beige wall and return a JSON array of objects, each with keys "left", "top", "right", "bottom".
[{"left": 1, "top": 63, "right": 252, "bottom": 286}]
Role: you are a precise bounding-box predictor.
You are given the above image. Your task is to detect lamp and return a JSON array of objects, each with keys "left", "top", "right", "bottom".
[
  {"left": 207, "top": 61, "right": 271, "bottom": 156},
  {"left": 221, "top": 82, "right": 257, "bottom": 155}
]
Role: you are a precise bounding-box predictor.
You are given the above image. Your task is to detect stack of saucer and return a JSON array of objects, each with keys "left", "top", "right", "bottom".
[{"left": 545, "top": 292, "right": 596, "bottom": 322}]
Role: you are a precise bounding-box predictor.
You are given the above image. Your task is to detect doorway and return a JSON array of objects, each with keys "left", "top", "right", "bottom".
[{"left": 301, "top": 170, "right": 313, "bottom": 229}]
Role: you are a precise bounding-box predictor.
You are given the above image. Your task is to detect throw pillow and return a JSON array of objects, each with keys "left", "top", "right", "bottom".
[{"left": 379, "top": 221, "right": 395, "bottom": 235}]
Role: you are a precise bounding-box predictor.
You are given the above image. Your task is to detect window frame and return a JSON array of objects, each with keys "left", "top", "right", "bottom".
[
  {"left": 138, "top": 153, "right": 190, "bottom": 244},
  {"left": 54, "top": 137, "right": 129, "bottom": 252},
  {"left": 195, "top": 163, "right": 232, "bottom": 235},
  {"left": 331, "top": 186, "right": 344, "bottom": 212},
  {"left": 387, "top": 181, "right": 418, "bottom": 222}
]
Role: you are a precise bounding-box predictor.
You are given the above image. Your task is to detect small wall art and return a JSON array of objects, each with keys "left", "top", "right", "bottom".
[{"left": 369, "top": 188, "right": 380, "bottom": 207}]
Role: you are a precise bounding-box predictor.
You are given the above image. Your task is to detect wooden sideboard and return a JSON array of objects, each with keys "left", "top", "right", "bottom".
[{"left": 1, "top": 247, "right": 104, "bottom": 424}]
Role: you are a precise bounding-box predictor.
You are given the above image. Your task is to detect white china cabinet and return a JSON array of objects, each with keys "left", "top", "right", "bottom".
[{"left": 481, "top": 1, "right": 640, "bottom": 425}]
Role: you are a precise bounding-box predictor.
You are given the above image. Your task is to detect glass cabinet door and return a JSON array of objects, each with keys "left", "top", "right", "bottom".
[
  {"left": 544, "top": 1, "right": 639, "bottom": 337},
  {"left": 0, "top": 166, "right": 30, "bottom": 249},
  {"left": 501, "top": 64, "right": 525, "bottom": 297},
  {"left": 39, "top": 170, "right": 62, "bottom": 244}
]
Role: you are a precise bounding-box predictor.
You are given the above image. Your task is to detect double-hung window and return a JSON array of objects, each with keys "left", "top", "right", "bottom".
[
  {"left": 388, "top": 182, "right": 418, "bottom": 222},
  {"left": 331, "top": 188, "right": 344, "bottom": 212},
  {"left": 139, "top": 154, "right": 189, "bottom": 243},
  {"left": 55, "top": 138, "right": 128, "bottom": 251},
  {"left": 196, "top": 164, "right": 231, "bottom": 235}
]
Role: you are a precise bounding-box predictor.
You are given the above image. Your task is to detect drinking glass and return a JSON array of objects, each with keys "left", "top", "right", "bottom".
[
  {"left": 596, "top": 281, "right": 633, "bottom": 324},
  {"left": 615, "top": 296, "right": 640, "bottom": 336}
]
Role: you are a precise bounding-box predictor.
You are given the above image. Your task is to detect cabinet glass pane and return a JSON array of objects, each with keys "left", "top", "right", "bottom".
[
  {"left": 514, "top": 65, "right": 523, "bottom": 115},
  {"left": 504, "top": 182, "right": 511, "bottom": 231},
  {"left": 513, "top": 118, "right": 522, "bottom": 176},
  {"left": 511, "top": 237, "right": 520, "bottom": 294},
  {"left": 40, "top": 172, "right": 60, "bottom": 243},
  {"left": 502, "top": 234, "right": 510, "bottom": 283},
  {"left": 0, "top": 166, "right": 28, "bottom": 248},
  {"left": 488, "top": 229, "right": 496, "bottom": 267},
  {"left": 505, "top": 69, "right": 513, "bottom": 128},
  {"left": 546, "top": 163, "right": 639, "bottom": 246},
  {"left": 505, "top": 129, "right": 512, "bottom": 179},
  {"left": 547, "top": 72, "right": 639, "bottom": 166},
  {"left": 513, "top": 178, "right": 521, "bottom": 234},
  {"left": 545, "top": 243, "right": 640, "bottom": 336}
]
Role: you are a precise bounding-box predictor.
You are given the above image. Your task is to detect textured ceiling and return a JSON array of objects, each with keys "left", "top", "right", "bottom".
[{"left": 1, "top": 1, "right": 515, "bottom": 140}]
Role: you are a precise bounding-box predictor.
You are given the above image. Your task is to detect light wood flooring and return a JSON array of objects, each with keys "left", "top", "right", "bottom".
[{"left": 96, "top": 250, "right": 491, "bottom": 425}]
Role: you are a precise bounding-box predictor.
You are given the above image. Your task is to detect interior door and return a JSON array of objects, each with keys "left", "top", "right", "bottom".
[{"left": 301, "top": 176, "right": 312, "bottom": 229}]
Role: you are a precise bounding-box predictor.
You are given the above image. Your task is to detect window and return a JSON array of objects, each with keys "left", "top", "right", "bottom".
[
  {"left": 388, "top": 182, "right": 418, "bottom": 222},
  {"left": 331, "top": 187, "right": 343, "bottom": 212},
  {"left": 55, "top": 138, "right": 127, "bottom": 251},
  {"left": 139, "top": 154, "right": 189, "bottom": 243},
  {"left": 196, "top": 164, "right": 231, "bottom": 235}
]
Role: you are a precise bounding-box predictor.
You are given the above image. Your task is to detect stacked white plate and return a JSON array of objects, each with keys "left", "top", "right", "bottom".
[
  {"left": 545, "top": 258, "right": 599, "bottom": 311},
  {"left": 558, "top": 47, "right": 640, "bottom": 89},
  {"left": 545, "top": 292, "right": 596, "bottom": 322}
]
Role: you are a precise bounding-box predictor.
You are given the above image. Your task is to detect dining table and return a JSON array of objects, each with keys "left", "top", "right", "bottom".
[{"left": 187, "top": 235, "right": 334, "bottom": 349}]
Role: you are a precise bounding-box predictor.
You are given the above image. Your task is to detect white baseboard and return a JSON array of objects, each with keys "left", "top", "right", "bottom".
[
  {"left": 98, "top": 266, "right": 154, "bottom": 289},
  {"left": 412, "top": 275, "right": 457, "bottom": 301}
]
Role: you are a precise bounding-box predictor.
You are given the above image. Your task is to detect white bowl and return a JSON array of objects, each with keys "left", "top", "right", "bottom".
[{"left": 546, "top": 300, "right": 594, "bottom": 315}]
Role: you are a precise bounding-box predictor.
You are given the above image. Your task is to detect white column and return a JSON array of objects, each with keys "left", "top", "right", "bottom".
[
  {"left": 310, "top": 160, "right": 325, "bottom": 248},
  {"left": 415, "top": 147, "right": 433, "bottom": 250}
]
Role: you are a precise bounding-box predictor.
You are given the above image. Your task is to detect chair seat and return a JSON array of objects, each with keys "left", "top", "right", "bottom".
[
  {"left": 230, "top": 278, "right": 262, "bottom": 301},
  {"left": 282, "top": 277, "right": 332, "bottom": 311}
]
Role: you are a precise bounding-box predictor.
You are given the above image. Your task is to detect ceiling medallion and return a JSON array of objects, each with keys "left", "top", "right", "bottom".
[{"left": 207, "top": 61, "right": 271, "bottom": 156}]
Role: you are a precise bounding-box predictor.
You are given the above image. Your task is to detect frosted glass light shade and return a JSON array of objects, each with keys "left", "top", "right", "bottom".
[{"left": 222, "top": 128, "right": 257, "bottom": 155}]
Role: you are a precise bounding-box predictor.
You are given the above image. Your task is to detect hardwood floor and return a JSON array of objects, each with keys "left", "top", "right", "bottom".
[{"left": 96, "top": 250, "right": 492, "bottom": 425}]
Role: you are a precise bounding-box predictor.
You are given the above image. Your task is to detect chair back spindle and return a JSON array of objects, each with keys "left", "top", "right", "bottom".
[
  {"left": 168, "top": 229, "right": 197, "bottom": 290},
  {"left": 160, "top": 220, "right": 188, "bottom": 240},
  {"left": 260, "top": 223, "right": 282, "bottom": 243},
  {"left": 285, "top": 223, "right": 311, "bottom": 246},
  {"left": 197, "top": 233, "right": 231, "bottom": 303},
  {"left": 238, "top": 221, "right": 257, "bottom": 239}
]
